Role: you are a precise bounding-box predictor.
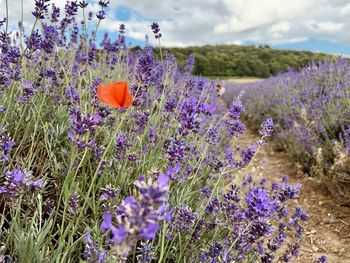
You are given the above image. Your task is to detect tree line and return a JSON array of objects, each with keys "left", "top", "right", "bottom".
[{"left": 134, "top": 44, "right": 335, "bottom": 78}]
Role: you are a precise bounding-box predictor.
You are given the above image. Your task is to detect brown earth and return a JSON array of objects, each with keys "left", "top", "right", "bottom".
[{"left": 239, "top": 129, "right": 350, "bottom": 262}]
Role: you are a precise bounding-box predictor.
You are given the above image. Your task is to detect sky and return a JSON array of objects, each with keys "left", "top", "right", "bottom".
[{"left": 1, "top": 0, "right": 350, "bottom": 55}]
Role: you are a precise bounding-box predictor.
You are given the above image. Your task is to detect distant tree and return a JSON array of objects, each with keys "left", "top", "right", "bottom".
[{"left": 150, "top": 44, "right": 335, "bottom": 77}]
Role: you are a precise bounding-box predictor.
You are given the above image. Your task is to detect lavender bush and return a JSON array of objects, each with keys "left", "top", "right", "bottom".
[
  {"left": 0, "top": 1, "right": 311, "bottom": 262},
  {"left": 223, "top": 59, "right": 350, "bottom": 203}
]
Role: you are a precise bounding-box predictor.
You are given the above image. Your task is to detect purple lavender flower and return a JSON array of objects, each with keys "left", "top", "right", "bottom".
[
  {"left": 282, "top": 183, "right": 302, "bottom": 200},
  {"left": 32, "top": 0, "right": 50, "bottom": 19},
  {"left": 202, "top": 241, "right": 223, "bottom": 261},
  {"left": 164, "top": 137, "right": 187, "bottom": 164},
  {"left": 176, "top": 97, "right": 203, "bottom": 135},
  {"left": 115, "top": 130, "right": 129, "bottom": 160},
  {"left": 341, "top": 125, "right": 350, "bottom": 154},
  {"left": 18, "top": 81, "right": 35, "bottom": 104},
  {"left": 240, "top": 144, "right": 257, "bottom": 166},
  {"left": 98, "top": 0, "right": 110, "bottom": 8},
  {"left": 137, "top": 242, "right": 155, "bottom": 262},
  {"left": 84, "top": 232, "right": 107, "bottom": 263},
  {"left": 100, "top": 174, "right": 169, "bottom": 255},
  {"left": 164, "top": 163, "right": 182, "bottom": 181},
  {"left": 150, "top": 22, "right": 162, "bottom": 39},
  {"left": 65, "top": 1, "right": 79, "bottom": 17},
  {"left": 148, "top": 126, "right": 158, "bottom": 144},
  {"left": 51, "top": 4, "right": 60, "bottom": 23},
  {"left": 0, "top": 127, "right": 15, "bottom": 163},
  {"left": 69, "top": 109, "right": 102, "bottom": 135},
  {"left": 128, "top": 152, "right": 138, "bottom": 161},
  {"left": 6, "top": 47, "right": 21, "bottom": 64},
  {"left": 229, "top": 99, "right": 244, "bottom": 119},
  {"left": 184, "top": 54, "right": 195, "bottom": 72},
  {"left": 225, "top": 119, "right": 246, "bottom": 137},
  {"left": 222, "top": 184, "right": 240, "bottom": 212},
  {"left": 68, "top": 194, "right": 80, "bottom": 217},
  {"left": 40, "top": 23, "right": 59, "bottom": 54},
  {"left": 292, "top": 207, "right": 309, "bottom": 221},
  {"left": 268, "top": 231, "right": 287, "bottom": 251},
  {"left": 261, "top": 252, "right": 274, "bottom": 263},
  {"left": 170, "top": 205, "right": 196, "bottom": 233},
  {"left": 88, "top": 11, "right": 93, "bottom": 20},
  {"left": 206, "top": 126, "right": 220, "bottom": 144},
  {"left": 96, "top": 10, "right": 105, "bottom": 20},
  {"left": 200, "top": 186, "right": 212, "bottom": 198},
  {"left": 259, "top": 118, "right": 274, "bottom": 137},
  {"left": 133, "top": 111, "right": 150, "bottom": 134},
  {"left": 100, "top": 185, "right": 120, "bottom": 201},
  {"left": 135, "top": 49, "right": 155, "bottom": 86},
  {"left": 119, "top": 24, "right": 126, "bottom": 34},
  {"left": 68, "top": 109, "right": 102, "bottom": 149},
  {"left": 25, "top": 30, "right": 42, "bottom": 52},
  {"left": 0, "top": 18, "right": 6, "bottom": 27},
  {"left": 316, "top": 255, "right": 327, "bottom": 263},
  {"left": 246, "top": 187, "right": 274, "bottom": 218},
  {"left": 0, "top": 167, "right": 43, "bottom": 198},
  {"left": 250, "top": 220, "right": 274, "bottom": 238},
  {"left": 79, "top": 1, "right": 88, "bottom": 8},
  {"left": 165, "top": 97, "right": 177, "bottom": 112}
]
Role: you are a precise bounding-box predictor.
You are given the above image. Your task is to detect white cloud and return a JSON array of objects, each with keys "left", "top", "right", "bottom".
[
  {"left": 341, "top": 3, "right": 350, "bottom": 15},
  {"left": 268, "top": 21, "right": 291, "bottom": 38},
  {"left": 1, "top": 0, "right": 350, "bottom": 49},
  {"left": 308, "top": 21, "right": 344, "bottom": 32}
]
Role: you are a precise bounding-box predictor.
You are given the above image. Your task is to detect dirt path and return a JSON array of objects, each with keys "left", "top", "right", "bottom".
[{"left": 239, "top": 129, "right": 350, "bottom": 262}]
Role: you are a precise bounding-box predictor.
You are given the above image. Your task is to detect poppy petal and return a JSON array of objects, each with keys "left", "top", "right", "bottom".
[
  {"left": 97, "top": 81, "right": 133, "bottom": 109},
  {"left": 110, "top": 82, "right": 126, "bottom": 106},
  {"left": 121, "top": 84, "right": 133, "bottom": 107}
]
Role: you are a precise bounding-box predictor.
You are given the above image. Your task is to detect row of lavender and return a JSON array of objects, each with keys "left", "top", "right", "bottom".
[
  {"left": 0, "top": 0, "right": 322, "bottom": 262},
  {"left": 224, "top": 59, "right": 350, "bottom": 203}
]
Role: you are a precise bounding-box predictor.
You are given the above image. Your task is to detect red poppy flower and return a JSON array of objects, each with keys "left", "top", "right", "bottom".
[{"left": 97, "top": 81, "right": 133, "bottom": 108}]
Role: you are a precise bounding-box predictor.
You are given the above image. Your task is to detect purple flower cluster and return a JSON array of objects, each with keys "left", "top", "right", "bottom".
[
  {"left": 100, "top": 174, "right": 169, "bottom": 255},
  {"left": 186, "top": 175, "right": 308, "bottom": 262},
  {"left": 18, "top": 81, "right": 35, "bottom": 104},
  {"left": 0, "top": 3, "right": 310, "bottom": 262},
  {"left": 68, "top": 108, "right": 103, "bottom": 148},
  {"left": 151, "top": 22, "right": 162, "bottom": 39},
  {"left": 0, "top": 167, "right": 43, "bottom": 198},
  {"left": 32, "top": 0, "right": 50, "bottom": 19},
  {"left": 225, "top": 59, "right": 350, "bottom": 197},
  {"left": 170, "top": 205, "right": 197, "bottom": 233},
  {"left": 84, "top": 232, "right": 107, "bottom": 263},
  {"left": 259, "top": 118, "right": 274, "bottom": 137},
  {"left": 0, "top": 126, "right": 15, "bottom": 163}
]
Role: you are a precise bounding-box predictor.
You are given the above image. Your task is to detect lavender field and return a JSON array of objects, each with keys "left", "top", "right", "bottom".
[
  {"left": 0, "top": 0, "right": 346, "bottom": 263},
  {"left": 223, "top": 60, "right": 350, "bottom": 204}
]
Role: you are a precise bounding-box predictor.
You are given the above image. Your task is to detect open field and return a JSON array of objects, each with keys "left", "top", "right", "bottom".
[
  {"left": 224, "top": 78, "right": 263, "bottom": 83},
  {"left": 0, "top": 1, "right": 346, "bottom": 263},
  {"left": 236, "top": 129, "right": 350, "bottom": 263}
]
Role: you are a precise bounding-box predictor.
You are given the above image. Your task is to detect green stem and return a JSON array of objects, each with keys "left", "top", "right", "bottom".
[
  {"left": 82, "top": 7, "right": 88, "bottom": 50},
  {"left": 5, "top": 0, "right": 8, "bottom": 35},
  {"left": 18, "top": 19, "right": 38, "bottom": 64},
  {"left": 20, "top": 0, "right": 23, "bottom": 51},
  {"left": 61, "top": 109, "right": 130, "bottom": 259},
  {"left": 158, "top": 38, "right": 164, "bottom": 62},
  {"left": 180, "top": 167, "right": 227, "bottom": 258},
  {"left": 157, "top": 221, "right": 167, "bottom": 263}
]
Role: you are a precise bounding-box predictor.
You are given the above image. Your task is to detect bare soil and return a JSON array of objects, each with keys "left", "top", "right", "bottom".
[{"left": 239, "top": 129, "right": 350, "bottom": 262}]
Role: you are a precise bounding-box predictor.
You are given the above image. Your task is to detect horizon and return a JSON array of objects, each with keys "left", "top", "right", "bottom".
[{"left": 1, "top": 0, "right": 350, "bottom": 56}]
